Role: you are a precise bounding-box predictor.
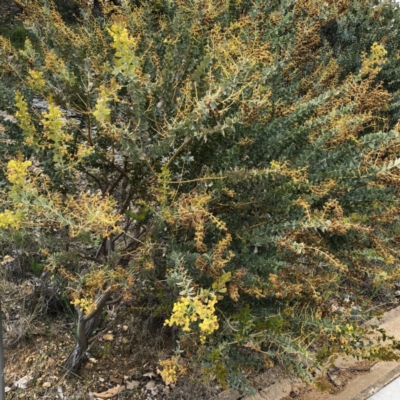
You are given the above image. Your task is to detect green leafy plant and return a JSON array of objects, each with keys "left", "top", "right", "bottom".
[
  {"left": 29, "top": 258, "right": 44, "bottom": 277},
  {"left": 1, "top": 0, "right": 400, "bottom": 389}
]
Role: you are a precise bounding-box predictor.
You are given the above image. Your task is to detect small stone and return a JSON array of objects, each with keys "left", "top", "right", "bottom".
[
  {"left": 145, "top": 380, "right": 156, "bottom": 389},
  {"left": 126, "top": 380, "right": 140, "bottom": 390},
  {"left": 42, "top": 382, "right": 51, "bottom": 389},
  {"left": 143, "top": 372, "right": 157, "bottom": 379},
  {"left": 110, "top": 375, "right": 122, "bottom": 385},
  {"left": 151, "top": 387, "right": 159, "bottom": 396},
  {"left": 103, "top": 333, "right": 114, "bottom": 341}
]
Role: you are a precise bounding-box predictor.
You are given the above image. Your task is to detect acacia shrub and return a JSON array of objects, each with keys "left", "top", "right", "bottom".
[{"left": 0, "top": 0, "right": 400, "bottom": 387}]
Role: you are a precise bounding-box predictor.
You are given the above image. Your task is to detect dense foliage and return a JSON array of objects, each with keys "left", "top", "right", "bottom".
[{"left": 1, "top": 0, "right": 400, "bottom": 390}]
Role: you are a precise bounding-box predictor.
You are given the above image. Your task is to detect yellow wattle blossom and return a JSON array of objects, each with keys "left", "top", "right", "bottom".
[
  {"left": 71, "top": 296, "right": 97, "bottom": 315},
  {"left": 41, "top": 102, "right": 71, "bottom": 163},
  {"left": 19, "top": 38, "right": 36, "bottom": 62},
  {"left": 42, "top": 103, "right": 65, "bottom": 136},
  {"left": 107, "top": 23, "right": 139, "bottom": 79},
  {"left": 93, "top": 91, "right": 111, "bottom": 124},
  {"left": 76, "top": 143, "right": 94, "bottom": 162},
  {"left": 158, "top": 356, "right": 187, "bottom": 385},
  {"left": 27, "top": 69, "right": 46, "bottom": 91},
  {"left": 93, "top": 78, "right": 121, "bottom": 124},
  {"left": 44, "top": 49, "right": 73, "bottom": 83},
  {"left": 360, "top": 42, "right": 388, "bottom": 77},
  {"left": 270, "top": 159, "right": 282, "bottom": 170},
  {"left": 165, "top": 294, "right": 219, "bottom": 343},
  {"left": 0, "top": 209, "right": 23, "bottom": 229},
  {"left": 15, "top": 91, "right": 37, "bottom": 146},
  {"left": 7, "top": 159, "right": 32, "bottom": 186}
]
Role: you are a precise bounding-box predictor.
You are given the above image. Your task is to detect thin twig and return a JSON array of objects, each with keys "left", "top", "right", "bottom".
[
  {"left": 337, "top": 362, "right": 378, "bottom": 372},
  {"left": 78, "top": 254, "right": 103, "bottom": 264},
  {"left": 105, "top": 171, "right": 125, "bottom": 195},
  {"left": 105, "top": 295, "right": 123, "bottom": 306}
]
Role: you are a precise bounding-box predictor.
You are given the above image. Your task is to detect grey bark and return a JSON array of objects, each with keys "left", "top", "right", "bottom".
[{"left": 63, "top": 292, "right": 111, "bottom": 372}]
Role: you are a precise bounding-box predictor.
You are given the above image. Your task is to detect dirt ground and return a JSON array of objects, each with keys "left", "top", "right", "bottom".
[{"left": 2, "top": 283, "right": 219, "bottom": 400}]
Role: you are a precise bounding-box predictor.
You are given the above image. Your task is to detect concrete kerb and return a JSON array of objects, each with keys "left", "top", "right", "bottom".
[
  {"left": 357, "top": 364, "right": 400, "bottom": 400},
  {"left": 328, "top": 362, "right": 400, "bottom": 400}
]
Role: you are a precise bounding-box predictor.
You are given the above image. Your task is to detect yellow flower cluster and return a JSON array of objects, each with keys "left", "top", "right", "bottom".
[
  {"left": 42, "top": 103, "right": 64, "bottom": 131},
  {"left": 41, "top": 102, "right": 72, "bottom": 163},
  {"left": 27, "top": 69, "right": 46, "bottom": 91},
  {"left": 19, "top": 38, "right": 36, "bottom": 63},
  {"left": 44, "top": 49, "right": 73, "bottom": 83},
  {"left": 165, "top": 294, "right": 219, "bottom": 343},
  {"left": 93, "top": 90, "right": 111, "bottom": 124},
  {"left": 7, "top": 159, "right": 32, "bottom": 186},
  {"left": 360, "top": 42, "right": 387, "bottom": 77},
  {"left": 0, "top": 209, "right": 22, "bottom": 229},
  {"left": 15, "top": 91, "right": 37, "bottom": 146},
  {"left": 93, "top": 78, "right": 121, "bottom": 124},
  {"left": 71, "top": 296, "right": 97, "bottom": 315},
  {"left": 269, "top": 160, "right": 308, "bottom": 183},
  {"left": 76, "top": 143, "right": 94, "bottom": 163},
  {"left": 158, "top": 356, "right": 186, "bottom": 385},
  {"left": 107, "top": 23, "right": 139, "bottom": 78}
]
